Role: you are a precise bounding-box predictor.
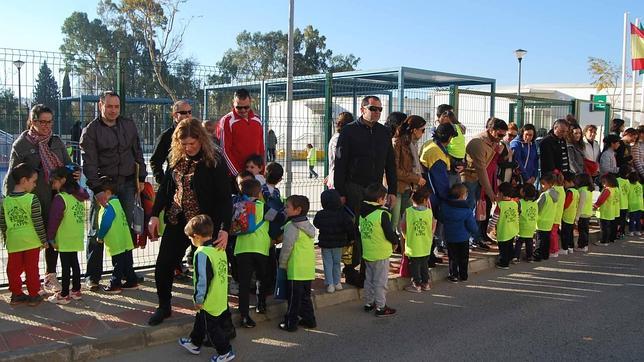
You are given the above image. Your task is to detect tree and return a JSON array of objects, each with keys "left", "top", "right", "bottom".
[
  {"left": 0, "top": 88, "right": 20, "bottom": 134},
  {"left": 587, "top": 56, "right": 627, "bottom": 117},
  {"left": 32, "top": 61, "right": 60, "bottom": 109}
]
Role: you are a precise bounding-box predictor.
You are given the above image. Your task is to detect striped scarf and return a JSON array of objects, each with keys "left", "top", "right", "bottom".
[{"left": 26, "top": 128, "right": 63, "bottom": 180}]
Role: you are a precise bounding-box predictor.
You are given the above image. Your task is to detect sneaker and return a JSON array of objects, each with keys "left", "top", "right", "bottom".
[
  {"left": 447, "top": 276, "right": 459, "bottom": 283},
  {"left": 38, "top": 288, "right": 49, "bottom": 296},
  {"left": 102, "top": 285, "right": 122, "bottom": 294},
  {"left": 211, "top": 349, "right": 236, "bottom": 362},
  {"left": 148, "top": 307, "right": 171, "bottom": 326},
  {"left": 326, "top": 285, "right": 335, "bottom": 293},
  {"left": 550, "top": 252, "right": 559, "bottom": 258},
  {"left": 122, "top": 282, "right": 139, "bottom": 290},
  {"left": 178, "top": 337, "right": 201, "bottom": 355},
  {"left": 628, "top": 232, "right": 635, "bottom": 236},
  {"left": 477, "top": 242, "right": 491, "bottom": 251},
  {"left": 255, "top": 299, "right": 267, "bottom": 314},
  {"left": 568, "top": 248, "right": 574, "bottom": 254},
  {"left": 47, "top": 292, "right": 71, "bottom": 305},
  {"left": 375, "top": 306, "right": 397, "bottom": 317},
  {"left": 27, "top": 295, "right": 44, "bottom": 307},
  {"left": 85, "top": 279, "right": 100, "bottom": 292},
  {"left": 70, "top": 290, "right": 82, "bottom": 300},
  {"left": 9, "top": 294, "right": 29, "bottom": 305},
  {"left": 278, "top": 322, "right": 298, "bottom": 332},
  {"left": 512, "top": 258, "right": 520, "bottom": 264},
  {"left": 637, "top": 232, "right": 642, "bottom": 236},
  {"left": 44, "top": 273, "right": 62, "bottom": 293},
  {"left": 228, "top": 280, "right": 239, "bottom": 295},
  {"left": 363, "top": 303, "right": 375, "bottom": 312},
  {"left": 495, "top": 263, "right": 510, "bottom": 270},
  {"left": 560, "top": 249, "right": 568, "bottom": 256},
  {"left": 404, "top": 284, "right": 421, "bottom": 293},
  {"left": 240, "top": 316, "right": 256, "bottom": 328},
  {"left": 527, "top": 257, "right": 535, "bottom": 263},
  {"left": 421, "top": 282, "right": 431, "bottom": 291},
  {"left": 334, "top": 283, "right": 343, "bottom": 291}
]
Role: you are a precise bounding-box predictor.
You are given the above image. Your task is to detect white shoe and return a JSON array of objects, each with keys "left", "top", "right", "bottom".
[
  {"left": 568, "top": 248, "right": 574, "bottom": 254},
  {"left": 178, "top": 338, "right": 201, "bottom": 355},
  {"left": 582, "top": 246, "right": 588, "bottom": 252},
  {"left": 637, "top": 232, "right": 642, "bottom": 236},
  {"left": 334, "top": 283, "right": 343, "bottom": 291},
  {"left": 47, "top": 292, "right": 70, "bottom": 305},
  {"left": 326, "top": 285, "right": 335, "bottom": 293},
  {"left": 628, "top": 232, "right": 635, "bottom": 237},
  {"left": 560, "top": 249, "right": 568, "bottom": 256},
  {"left": 551, "top": 252, "right": 559, "bottom": 258},
  {"left": 44, "top": 273, "right": 61, "bottom": 293}
]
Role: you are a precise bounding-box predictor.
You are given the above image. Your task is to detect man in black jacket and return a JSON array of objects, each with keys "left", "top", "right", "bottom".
[
  {"left": 333, "top": 95, "right": 397, "bottom": 285},
  {"left": 539, "top": 119, "right": 570, "bottom": 175},
  {"left": 150, "top": 100, "right": 193, "bottom": 184}
]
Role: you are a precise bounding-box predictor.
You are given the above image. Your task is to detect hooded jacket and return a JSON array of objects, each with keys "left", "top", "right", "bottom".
[
  {"left": 437, "top": 198, "right": 480, "bottom": 243},
  {"left": 279, "top": 215, "right": 317, "bottom": 269},
  {"left": 313, "top": 189, "right": 355, "bottom": 248},
  {"left": 510, "top": 135, "right": 538, "bottom": 182},
  {"left": 359, "top": 200, "right": 399, "bottom": 247}
]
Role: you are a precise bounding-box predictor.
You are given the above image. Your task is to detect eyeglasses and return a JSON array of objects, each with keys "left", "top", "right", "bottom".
[
  {"left": 176, "top": 110, "right": 192, "bottom": 115},
  {"left": 235, "top": 106, "right": 251, "bottom": 110},
  {"left": 35, "top": 120, "right": 53, "bottom": 125},
  {"left": 363, "top": 105, "right": 383, "bottom": 112}
]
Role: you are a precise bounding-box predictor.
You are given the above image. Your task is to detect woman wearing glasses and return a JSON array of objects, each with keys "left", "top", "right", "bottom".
[{"left": 3, "top": 104, "right": 74, "bottom": 293}]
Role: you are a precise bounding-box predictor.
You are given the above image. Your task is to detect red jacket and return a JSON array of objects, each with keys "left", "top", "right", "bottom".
[{"left": 217, "top": 109, "right": 265, "bottom": 176}]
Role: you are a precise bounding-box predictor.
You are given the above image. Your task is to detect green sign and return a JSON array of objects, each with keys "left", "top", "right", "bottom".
[{"left": 591, "top": 94, "right": 606, "bottom": 111}]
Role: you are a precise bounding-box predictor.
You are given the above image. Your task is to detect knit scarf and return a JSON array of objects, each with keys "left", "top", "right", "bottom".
[{"left": 26, "top": 128, "right": 63, "bottom": 180}]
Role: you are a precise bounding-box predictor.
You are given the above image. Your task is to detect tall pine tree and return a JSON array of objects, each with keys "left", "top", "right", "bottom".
[{"left": 32, "top": 61, "right": 60, "bottom": 108}]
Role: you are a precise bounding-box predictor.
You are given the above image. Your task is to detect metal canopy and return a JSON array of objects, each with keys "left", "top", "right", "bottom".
[{"left": 59, "top": 95, "right": 175, "bottom": 105}]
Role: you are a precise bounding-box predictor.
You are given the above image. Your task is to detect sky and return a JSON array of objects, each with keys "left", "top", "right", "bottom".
[{"left": 1, "top": 0, "right": 643, "bottom": 86}]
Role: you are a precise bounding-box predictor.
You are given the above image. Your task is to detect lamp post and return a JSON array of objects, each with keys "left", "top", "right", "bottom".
[
  {"left": 514, "top": 49, "right": 527, "bottom": 127},
  {"left": 13, "top": 60, "right": 25, "bottom": 129}
]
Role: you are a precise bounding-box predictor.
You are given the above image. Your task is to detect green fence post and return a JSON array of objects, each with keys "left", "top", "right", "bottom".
[
  {"left": 604, "top": 104, "right": 612, "bottom": 137},
  {"left": 324, "top": 73, "right": 333, "bottom": 181},
  {"left": 490, "top": 82, "right": 496, "bottom": 117},
  {"left": 398, "top": 68, "right": 405, "bottom": 112},
  {"left": 202, "top": 85, "right": 208, "bottom": 120}
]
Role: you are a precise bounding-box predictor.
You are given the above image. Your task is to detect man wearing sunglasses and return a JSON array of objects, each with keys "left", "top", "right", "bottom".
[
  {"left": 334, "top": 96, "right": 397, "bottom": 286},
  {"left": 217, "top": 88, "right": 265, "bottom": 177},
  {"left": 150, "top": 100, "right": 193, "bottom": 185}
]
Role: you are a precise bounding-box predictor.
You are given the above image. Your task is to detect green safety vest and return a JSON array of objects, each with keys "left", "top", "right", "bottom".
[
  {"left": 518, "top": 199, "right": 538, "bottom": 238},
  {"left": 617, "top": 178, "right": 630, "bottom": 210},
  {"left": 561, "top": 188, "right": 579, "bottom": 224},
  {"left": 579, "top": 187, "right": 594, "bottom": 217},
  {"left": 552, "top": 185, "right": 565, "bottom": 224},
  {"left": 628, "top": 182, "right": 643, "bottom": 212},
  {"left": 284, "top": 221, "right": 316, "bottom": 281},
  {"left": 599, "top": 187, "right": 617, "bottom": 221},
  {"left": 360, "top": 208, "right": 393, "bottom": 261},
  {"left": 194, "top": 245, "right": 228, "bottom": 317},
  {"left": 497, "top": 200, "right": 519, "bottom": 242},
  {"left": 537, "top": 191, "right": 555, "bottom": 231},
  {"left": 234, "top": 200, "right": 270, "bottom": 256},
  {"left": 99, "top": 198, "right": 133, "bottom": 256},
  {"left": 307, "top": 147, "right": 317, "bottom": 166},
  {"left": 55, "top": 192, "right": 85, "bottom": 252},
  {"left": 403, "top": 207, "right": 433, "bottom": 257},
  {"left": 446, "top": 123, "right": 466, "bottom": 159},
  {"left": 2, "top": 194, "right": 41, "bottom": 253}
]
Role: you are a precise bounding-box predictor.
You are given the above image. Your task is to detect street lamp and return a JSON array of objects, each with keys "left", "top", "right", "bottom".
[
  {"left": 13, "top": 60, "right": 25, "bottom": 129},
  {"left": 514, "top": 49, "right": 527, "bottom": 96}
]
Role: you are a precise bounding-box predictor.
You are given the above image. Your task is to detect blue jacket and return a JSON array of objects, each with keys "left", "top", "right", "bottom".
[
  {"left": 437, "top": 198, "right": 480, "bottom": 243},
  {"left": 510, "top": 135, "right": 538, "bottom": 182}
]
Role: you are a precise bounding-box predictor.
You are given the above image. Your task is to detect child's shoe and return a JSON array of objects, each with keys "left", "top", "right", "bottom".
[
  {"left": 70, "top": 290, "right": 82, "bottom": 300},
  {"left": 550, "top": 252, "right": 559, "bottom": 258},
  {"left": 637, "top": 231, "right": 642, "bottom": 236},
  {"left": 44, "top": 273, "right": 62, "bottom": 293},
  {"left": 211, "top": 349, "right": 236, "bottom": 362},
  {"left": 447, "top": 275, "right": 459, "bottom": 283},
  {"left": 278, "top": 322, "right": 297, "bottom": 332},
  {"left": 404, "top": 283, "right": 421, "bottom": 293},
  {"left": 102, "top": 285, "right": 122, "bottom": 294},
  {"left": 326, "top": 285, "right": 335, "bottom": 293},
  {"left": 28, "top": 295, "right": 44, "bottom": 307},
  {"left": 334, "top": 283, "right": 343, "bottom": 291},
  {"left": 512, "top": 258, "right": 520, "bottom": 264},
  {"left": 363, "top": 303, "right": 375, "bottom": 312},
  {"left": 582, "top": 246, "right": 589, "bottom": 252},
  {"left": 421, "top": 282, "right": 431, "bottom": 291},
  {"left": 375, "top": 305, "right": 397, "bottom": 317},
  {"left": 560, "top": 249, "right": 568, "bottom": 256},
  {"left": 495, "top": 263, "right": 509, "bottom": 270},
  {"left": 47, "top": 292, "right": 71, "bottom": 305},
  {"left": 628, "top": 231, "right": 635, "bottom": 236},
  {"left": 178, "top": 337, "right": 201, "bottom": 355},
  {"left": 85, "top": 279, "right": 100, "bottom": 292},
  {"left": 568, "top": 248, "right": 574, "bottom": 254},
  {"left": 9, "top": 294, "right": 29, "bottom": 305},
  {"left": 122, "top": 282, "right": 139, "bottom": 290}
]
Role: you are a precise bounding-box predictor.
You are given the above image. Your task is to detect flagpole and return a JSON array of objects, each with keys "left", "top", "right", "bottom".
[
  {"left": 631, "top": 18, "right": 640, "bottom": 127},
  {"left": 621, "top": 12, "right": 629, "bottom": 119}
]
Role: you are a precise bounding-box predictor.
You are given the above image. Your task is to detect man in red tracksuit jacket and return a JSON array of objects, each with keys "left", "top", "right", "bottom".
[{"left": 216, "top": 88, "right": 265, "bottom": 176}]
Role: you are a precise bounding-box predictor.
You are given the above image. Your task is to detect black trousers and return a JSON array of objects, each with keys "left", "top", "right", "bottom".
[
  {"left": 497, "top": 241, "right": 513, "bottom": 267},
  {"left": 59, "top": 251, "right": 81, "bottom": 296},
  {"left": 236, "top": 253, "right": 269, "bottom": 317},
  {"left": 447, "top": 242, "right": 469, "bottom": 280},
  {"left": 610, "top": 219, "right": 618, "bottom": 242},
  {"left": 577, "top": 218, "right": 590, "bottom": 248},
  {"left": 514, "top": 236, "right": 534, "bottom": 259},
  {"left": 535, "top": 230, "right": 551, "bottom": 261},
  {"left": 284, "top": 280, "right": 315, "bottom": 329},
  {"left": 600, "top": 219, "right": 611, "bottom": 243},
  {"left": 409, "top": 256, "right": 429, "bottom": 285},
  {"left": 226, "top": 236, "right": 238, "bottom": 282},
  {"left": 618, "top": 209, "right": 628, "bottom": 237},
  {"left": 477, "top": 194, "right": 493, "bottom": 242},
  {"left": 190, "top": 309, "right": 232, "bottom": 356},
  {"left": 45, "top": 247, "right": 58, "bottom": 274},
  {"left": 110, "top": 250, "right": 137, "bottom": 287},
  {"left": 561, "top": 222, "right": 575, "bottom": 250},
  {"left": 155, "top": 221, "right": 191, "bottom": 310}
]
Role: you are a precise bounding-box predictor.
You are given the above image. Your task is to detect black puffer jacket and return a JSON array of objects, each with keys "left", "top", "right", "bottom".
[{"left": 313, "top": 189, "right": 355, "bottom": 248}]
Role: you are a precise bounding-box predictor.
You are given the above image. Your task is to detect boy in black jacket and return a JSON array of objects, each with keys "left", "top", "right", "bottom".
[{"left": 313, "top": 189, "right": 355, "bottom": 293}]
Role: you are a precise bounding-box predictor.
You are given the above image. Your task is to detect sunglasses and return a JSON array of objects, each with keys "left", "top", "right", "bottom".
[
  {"left": 235, "top": 106, "right": 251, "bottom": 110},
  {"left": 177, "top": 110, "right": 192, "bottom": 115},
  {"left": 364, "top": 105, "right": 383, "bottom": 112}
]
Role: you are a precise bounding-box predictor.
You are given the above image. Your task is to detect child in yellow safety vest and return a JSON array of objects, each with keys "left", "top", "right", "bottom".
[
  {"left": 306, "top": 144, "right": 318, "bottom": 179},
  {"left": 573, "top": 174, "right": 595, "bottom": 252},
  {"left": 178, "top": 215, "right": 235, "bottom": 362},
  {"left": 549, "top": 172, "right": 565, "bottom": 258},
  {"left": 514, "top": 183, "right": 539, "bottom": 263},
  {"left": 0, "top": 163, "right": 47, "bottom": 306},
  {"left": 593, "top": 174, "right": 620, "bottom": 245},
  {"left": 560, "top": 172, "right": 580, "bottom": 255},
  {"left": 47, "top": 165, "right": 90, "bottom": 304},
  {"left": 487, "top": 182, "right": 519, "bottom": 269},
  {"left": 96, "top": 177, "right": 138, "bottom": 293},
  {"left": 627, "top": 172, "right": 643, "bottom": 236},
  {"left": 616, "top": 168, "right": 631, "bottom": 239},
  {"left": 534, "top": 173, "right": 559, "bottom": 262},
  {"left": 400, "top": 187, "right": 434, "bottom": 293},
  {"left": 278, "top": 195, "right": 317, "bottom": 332}
]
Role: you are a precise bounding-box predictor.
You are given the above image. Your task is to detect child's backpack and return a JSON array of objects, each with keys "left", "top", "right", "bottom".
[{"left": 230, "top": 196, "right": 265, "bottom": 236}]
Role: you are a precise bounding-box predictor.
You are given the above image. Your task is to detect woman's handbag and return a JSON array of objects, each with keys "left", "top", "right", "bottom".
[{"left": 131, "top": 164, "right": 145, "bottom": 235}]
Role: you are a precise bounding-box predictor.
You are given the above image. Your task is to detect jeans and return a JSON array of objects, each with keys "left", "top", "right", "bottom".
[
  {"left": 391, "top": 190, "right": 411, "bottom": 235},
  {"left": 110, "top": 250, "right": 137, "bottom": 288},
  {"left": 600, "top": 219, "right": 612, "bottom": 243},
  {"left": 86, "top": 180, "right": 137, "bottom": 283},
  {"left": 514, "top": 236, "right": 534, "bottom": 259},
  {"left": 308, "top": 165, "right": 318, "bottom": 178},
  {"left": 629, "top": 211, "right": 641, "bottom": 232},
  {"left": 447, "top": 242, "right": 469, "bottom": 280},
  {"left": 321, "top": 247, "right": 343, "bottom": 286}
]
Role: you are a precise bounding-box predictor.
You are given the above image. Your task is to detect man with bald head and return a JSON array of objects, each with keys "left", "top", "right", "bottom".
[{"left": 150, "top": 100, "right": 193, "bottom": 184}]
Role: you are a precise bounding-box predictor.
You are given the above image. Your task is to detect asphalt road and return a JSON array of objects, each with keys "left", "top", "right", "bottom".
[{"left": 100, "top": 238, "right": 644, "bottom": 362}]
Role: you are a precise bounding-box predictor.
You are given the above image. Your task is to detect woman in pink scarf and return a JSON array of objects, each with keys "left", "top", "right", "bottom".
[{"left": 4, "top": 104, "right": 73, "bottom": 293}]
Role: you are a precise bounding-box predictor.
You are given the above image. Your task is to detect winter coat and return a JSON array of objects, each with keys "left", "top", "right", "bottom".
[
  {"left": 313, "top": 189, "right": 355, "bottom": 248},
  {"left": 393, "top": 135, "right": 423, "bottom": 193},
  {"left": 509, "top": 135, "right": 538, "bottom": 182},
  {"left": 539, "top": 130, "right": 570, "bottom": 175},
  {"left": 567, "top": 143, "right": 585, "bottom": 174},
  {"left": 437, "top": 198, "right": 480, "bottom": 243}
]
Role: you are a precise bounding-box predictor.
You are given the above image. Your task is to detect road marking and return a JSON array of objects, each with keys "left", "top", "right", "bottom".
[{"left": 534, "top": 266, "right": 644, "bottom": 278}]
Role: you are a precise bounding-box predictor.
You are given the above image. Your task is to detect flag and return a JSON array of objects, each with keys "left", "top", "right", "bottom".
[
  {"left": 640, "top": 23, "right": 644, "bottom": 75},
  {"left": 632, "top": 23, "right": 644, "bottom": 71}
]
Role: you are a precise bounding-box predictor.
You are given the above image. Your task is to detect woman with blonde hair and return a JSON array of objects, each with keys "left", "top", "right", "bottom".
[{"left": 147, "top": 118, "right": 232, "bottom": 326}]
